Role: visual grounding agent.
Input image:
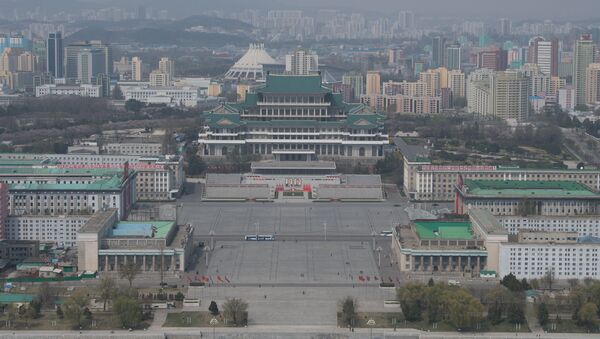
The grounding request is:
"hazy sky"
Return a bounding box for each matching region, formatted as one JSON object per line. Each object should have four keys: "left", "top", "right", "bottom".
{"left": 13, "top": 0, "right": 600, "bottom": 20}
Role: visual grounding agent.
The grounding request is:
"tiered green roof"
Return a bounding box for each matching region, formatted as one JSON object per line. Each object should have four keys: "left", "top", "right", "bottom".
{"left": 255, "top": 74, "right": 331, "bottom": 94}
{"left": 463, "top": 180, "right": 600, "bottom": 198}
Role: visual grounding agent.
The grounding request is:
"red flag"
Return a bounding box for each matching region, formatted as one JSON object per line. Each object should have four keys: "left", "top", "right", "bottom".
{"left": 217, "top": 275, "right": 224, "bottom": 283}
{"left": 358, "top": 275, "right": 365, "bottom": 282}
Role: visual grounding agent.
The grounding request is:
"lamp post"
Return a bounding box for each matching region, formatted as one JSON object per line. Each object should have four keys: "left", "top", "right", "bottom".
{"left": 367, "top": 318, "right": 376, "bottom": 339}
{"left": 323, "top": 221, "right": 327, "bottom": 241}
{"left": 210, "top": 317, "right": 218, "bottom": 339}
{"left": 376, "top": 246, "right": 382, "bottom": 268}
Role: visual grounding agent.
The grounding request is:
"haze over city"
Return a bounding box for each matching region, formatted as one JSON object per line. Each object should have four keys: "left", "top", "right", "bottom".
{"left": 0, "top": 0, "right": 600, "bottom": 338}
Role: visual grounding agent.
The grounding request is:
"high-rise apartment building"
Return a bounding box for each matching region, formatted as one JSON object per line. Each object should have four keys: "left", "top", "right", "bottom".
{"left": 65, "top": 41, "right": 111, "bottom": 80}
{"left": 285, "top": 49, "right": 319, "bottom": 75}
{"left": 431, "top": 36, "right": 446, "bottom": 68}
{"left": 132, "top": 57, "right": 143, "bottom": 81}
{"left": 467, "top": 70, "right": 529, "bottom": 121}
{"left": 534, "top": 39, "right": 559, "bottom": 76}
{"left": 573, "top": 34, "right": 596, "bottom": 105}
{"left": 158, "top": 57, "right": 174, "bottom": 82}
{"left": 446, "top": 43, "right": 461, "bottom": 70}
{"left": 366, "top": 71, "right": 381, "bottom": 95}
{"left": 398, "top": 11, "right": 415, "bottom": 30}
{"left": 498, "top": 18, "right": 512, "bottom": 36}
{"left": 46, "top": 32, "right": 63, "bottom": 78}
{"left": 342, "top": 72, "right": 364, "bottom": 101}
{"left": 76, "top": 49, "right": 105, "bottom": 84}
{"left": 585, "top": 63, "right": 600, "bottom": 106}
{"left": 17, "top": 51, "right": 35, "bottom": 72}
{"left": 477, "top": 49, "right": 508, "bottom": 71}
{"left": 149, "top": 70, "right": 169, "bottom": 87}
{"left": 419, "top": 69, "right": 441, "bottom": 97}
{"left": 491, "top": 71, "right": 530, "bottom": 121}
{"left": 448, "top": 70, "right": 466, "bottom": 98}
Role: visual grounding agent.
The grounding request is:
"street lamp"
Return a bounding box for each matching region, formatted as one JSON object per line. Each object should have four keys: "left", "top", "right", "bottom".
{"left": 323, "top": 221, "right": 327, "bottom": 241}
{"left": 366, "top": 318, "right": 376, "bottom": 339}
{"left": 210, "top": 317, "right": 218, "bottom": 339}
{"left": 376, "top": 246, "right": 383, "bottom": 267}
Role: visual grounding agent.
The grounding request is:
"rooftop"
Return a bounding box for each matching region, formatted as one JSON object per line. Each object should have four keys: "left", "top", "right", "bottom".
{"left": 413, "top": 221, "right": 474, "bottom": 240}
{"left": 9, "top": 174, "right": 127, "bottom": 192}
{"left": 468, "top": 208, "right": 508, "bottom": 236}
{"left": 461, "top": 180, "right": 600, "bottom": 199}
{"left": 0, "top": 167, "right": 124, "bottom": 177}
{"left": 110, "top": 221, "right": 175, "bottom": 239}
{"left": 251, "top": 160, "right": 336, "bottom": 170}
{"left": 255, "top": 74, "right": 330, "bottom": 94}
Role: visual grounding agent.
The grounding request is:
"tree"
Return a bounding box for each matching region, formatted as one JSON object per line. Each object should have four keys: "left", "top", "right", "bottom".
{"left": 5, "top": 304, "right": 17, "bottom": 328}
{"left": 56, "top": 305, "right": 64, "bottom": 319}
{"left": 63, "top": 290, "right": 90, "bottom": 329}
{"left": 175, "top": 291, "right": 185, "bottom": 302}
{"left": 339, "top": 296, "right": 357, "bottom": 328}
{"left": 541, "top": 269, "right": 555, "bottom": 290}
{"left": 397, "top": 283, "right": 426, "bottom": 321}
{"left": 119, "top": 261, "right": 142, "bottom": 288}
{"left": 222, "top": 298, "right": 248, "bottom": 326}
{"left": 125, "top": 99, "right": 144, "bottom": 113}
{"left": 98, "top": 275, "right": 116, "bottom": 311}
{"left": 444, "top": 288, "right": 485, "bottom": 330}
{"left": 28, "top": 299, "right": 41, "bottom": 319}
{"left": 577, "top": 302, "right": 598, "bottom": 329}
{"left": 427, "top": 278, "right": 435, "bottom": 287}
{"left": 112, "top": 84, "right": 124, "bottom": 100}
{"left": 112, "top": 295, "right": 143, "bottom": 329}
{"left": 507, "top": 302, "right": 525, "bottom": 324}
{"left": 574, "top": 104, "right": 589, "bottom": 112}
{"left": 186, "top": 146, "right": 207, "bottom": 176}
{"left": 483, "top": 286, "right": 513, "bottom": 324}
{"left": 37, "top": 281, "right": 56, "bottom": 308}
{"left": 209, "top": 300, "right": 220, "bottom": 316}
{"left": 538, "top": 302, "right": 549, "bottom": 326}
{"left": 501, "top": 274, "right": 527, "bottom": 292}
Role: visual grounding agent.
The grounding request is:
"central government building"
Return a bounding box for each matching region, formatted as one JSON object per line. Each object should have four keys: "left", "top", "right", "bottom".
{"left": 198, "top": 74, "right": 388, "bottom": 161}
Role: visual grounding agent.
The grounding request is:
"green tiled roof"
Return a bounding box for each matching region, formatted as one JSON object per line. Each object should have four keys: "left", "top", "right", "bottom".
{"left": 0, "top": 159, "right": 56, "bottom": 167}
{"left": 413, "top": 221, "right": 474, "bottom": 240}
{"left": 9, "top": 174, "right": 125, "bottom": 192}
{"left": 463, "top": 180, "right": 600, "bottom": 198}
{"left": 255, "top": 74, "right": 330, "bottom": 94}
{"left": 346, "top": 114, "right": 380, "bottom": 128}
{"left": 205, "top": 113, "right": 242, "bottom": 128}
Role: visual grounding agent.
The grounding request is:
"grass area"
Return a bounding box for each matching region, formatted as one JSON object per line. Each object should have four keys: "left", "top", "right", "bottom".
{"left": 338, "top": 313, "right": 530, "bottom": 333}
{"left": 163, "top": 311, "right": 246, "bottom": 328}
{"left": 0, "top": 311, "right": 149, "bottom": 331}
{"left": 543, "top": 319, "right": 600, "bottom": 333}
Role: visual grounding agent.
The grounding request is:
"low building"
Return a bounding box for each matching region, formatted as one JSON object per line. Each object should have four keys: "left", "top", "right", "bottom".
{"left": 122, "top": 86, "right": 198, "bottom": 107}
{"left": 35, "top": 84, "right": 102, "bottom": 98}
{"left": 392, "top": 220, "right": 488, "bottom": 273}
{"left": 5, "top": 215, "right": 90, "bottom": 248}
{"left": 103, "top": 142, "right": 163, "bottom": 156}
{"left": 5, "top": 168, "right": 137, "bottom": 220}
{"left": 0, "top": 153, "right": 184, "bottom": 202}
{"left": 496, "top": 215, "right": 600, "bottom": 237}
{"left": 77, "top": 209, "right": 194, "bottom": 273}
{"left": 0, "top": 240, "right": 39, "bottom": 261}
{"left": 455, "top": 179, "right": 600, "bottom": 216}
{"left": 398, "top": 147, "right": 600, "bottom": 201}
{"left": 499, "top": 232, "right": 600, "bottom": 280}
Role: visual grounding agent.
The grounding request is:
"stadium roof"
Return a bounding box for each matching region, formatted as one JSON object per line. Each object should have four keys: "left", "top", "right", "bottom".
{"left": 224, "top": 43, "right": 277, "bottom": 80}
{"left": 461, "top": 180, "right": 600, "bottom": 199}
{"left": 413, "top": 221, "right": 474, "bottom": 240}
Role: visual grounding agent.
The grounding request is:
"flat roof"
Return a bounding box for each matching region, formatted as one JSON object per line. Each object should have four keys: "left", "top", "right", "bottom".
{"left": 111, "top": 221, "right": 174, "bottom": 239}
{"left": 462, "top": 180, "right": 600, "bottom": 199}
{"left": 0, "top": 167, "right": 123, "bottom": 177}
{"left": 78, "top": 209, "right": 118, "bottom": 233}
{"left": 468, "top": 208, "right": 508, "bottom": 236}
{"left": 9, "top": 174, "right": 126, "bottom": 191}
{"left": 251, "top": 160, "right": 336, "bottom": 170}
{"left": 413, "top": 221, "right": 474, "bottom": 240}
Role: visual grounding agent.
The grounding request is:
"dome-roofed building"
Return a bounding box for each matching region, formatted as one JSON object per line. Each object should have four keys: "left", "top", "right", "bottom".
{"left": 224, "top": 43, "right": 278, "bottom": 80}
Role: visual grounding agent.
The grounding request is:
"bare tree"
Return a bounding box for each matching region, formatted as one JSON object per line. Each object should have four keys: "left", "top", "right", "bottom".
{"left": 98, "top": 275, "right": 116, "bottom": 311}
{"left": 119, "top": 261, "right": 142, "bottom": 288}
{"left": 223, "top": 298, "right": 248, "bottom": 326}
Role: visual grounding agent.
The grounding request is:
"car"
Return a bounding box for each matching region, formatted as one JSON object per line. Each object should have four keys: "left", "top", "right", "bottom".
{"left": 379, "top": 231, "right": 393, "bottom": 237}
